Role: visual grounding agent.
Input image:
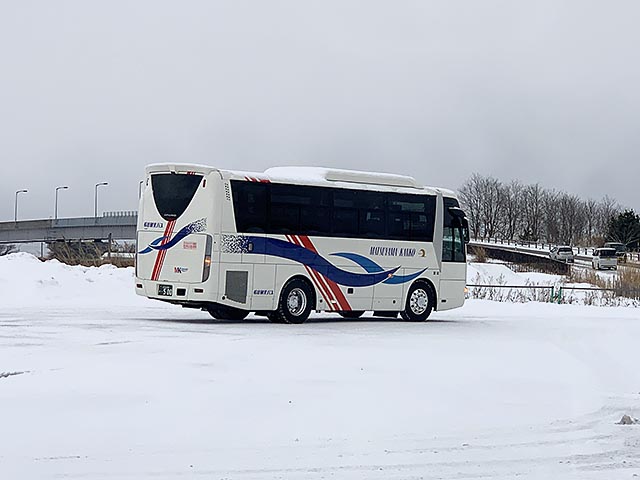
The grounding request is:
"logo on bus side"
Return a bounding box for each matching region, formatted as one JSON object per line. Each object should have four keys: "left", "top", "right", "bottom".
{"left": 183, "top": 241, "right": 197, "bottom": 250}
{"left": 144, "top": 221, "right": 164, "bottom": 229}
{"left": 174, "top": 266, "right": 189, "bottom": 274}
{"left": 253, "top": 289, "right": 274, "bottom": 296}
{"left": 369, "top": 246, "right": 417, "bottom": 257}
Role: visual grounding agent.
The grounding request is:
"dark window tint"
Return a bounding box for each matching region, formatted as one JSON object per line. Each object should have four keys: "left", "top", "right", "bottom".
{"left": 442, "top": 226, "right": 466, "bottom": 262}
{"left": 230, "top": 181, "right": 436, "bottom": 241}
{"left": 270, "top": 203, "right": 300, "bottom": 233}
{"left": 333, "top": 208, "right": 358, "bottom": 236}
{"left": 387, "top": 194, "right": 435, "bottom": 240}
{"left": 231, "top": 181, "right": 268, "bottom": 232}
{"left": 152, "top": 173, "right": 203, "bottom": 221}
{"left": 360, "top": 209, "right": 386, "bottom": 238}
{"left": 443, "top": 197, "right": 460, "bottom": 229}
{"left": 301, "top": 205, "right": 331, "bottom": 235}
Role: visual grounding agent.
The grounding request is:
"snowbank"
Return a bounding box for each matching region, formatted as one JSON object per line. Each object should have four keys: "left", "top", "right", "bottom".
{"left": 467, "top": 262, "right": 562, "bottom": 286}
{"left": 0, "top": 253, "right": 147, "bottom": 308}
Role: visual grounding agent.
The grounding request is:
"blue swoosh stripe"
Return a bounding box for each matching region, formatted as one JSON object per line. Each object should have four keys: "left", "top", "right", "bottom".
{"left": 331, "top": 252, "right": 383, "bottom": 273}
{"left": 138, "top": 236, "right": 168, "bottom": 255}
{"left": 247, "top": 237, "right": 398, "bottom": 287}
{"left": 138, "top": 219, "right": 207, "bottom": 255}
{"left": 331, "top": 251, "right": 428, "bottom": 285}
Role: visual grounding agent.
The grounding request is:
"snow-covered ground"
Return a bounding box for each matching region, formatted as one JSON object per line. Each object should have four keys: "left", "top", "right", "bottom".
{"left": 2, "top": 254, "right": 639, "bottom": 479}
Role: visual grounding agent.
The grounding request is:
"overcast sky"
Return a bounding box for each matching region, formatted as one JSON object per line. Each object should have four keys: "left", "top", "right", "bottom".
{"left": 1, "top": 0, "right": 639, "bottom": 221}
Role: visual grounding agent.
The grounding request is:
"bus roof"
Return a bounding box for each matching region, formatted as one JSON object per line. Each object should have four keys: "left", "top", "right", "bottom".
{"left": 145, "top": 163, "right": 454, "bottom": 197}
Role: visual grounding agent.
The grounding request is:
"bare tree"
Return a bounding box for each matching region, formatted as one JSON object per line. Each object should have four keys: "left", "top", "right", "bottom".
{"left": 520, "top": 183, "right": 544, "bottom": 242}
{"left": 478, "top": 176, "right": 503, "bottom": 239}
{"left": 500, "top": 180, "right": 524, "bottom": 241}
{"left": 458, "top": 173, "right": 484, "bottom": 239}
{"left": 458, "top": 174, "right": 624, "bottom": 247}
{"left": 595, "top": 196, "right": 620, "bottom": 243}
{"left": 584, "top": 198, "right": 599, "bottom": 245}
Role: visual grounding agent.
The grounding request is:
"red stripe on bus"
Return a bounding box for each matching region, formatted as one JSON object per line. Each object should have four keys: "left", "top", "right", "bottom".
{"left": 151, "top": 220, "right": 175, "bottom": 281}
{"left": 292, "top": 234, "right": 338, "bottom": 310}
{"left": 287, "top": 235, "right": 336, "bottom": 311}
{"left": 298, "top": 235, "right": 351, "bottom": 311}
{"left": 293, "top": 235, "right": 343, "bottom": 311}
{"left": 157, "top": 220, "right": 176, "bottom": 280}
{"left": 151, "top": 221, "right": 172, "bottom": 280}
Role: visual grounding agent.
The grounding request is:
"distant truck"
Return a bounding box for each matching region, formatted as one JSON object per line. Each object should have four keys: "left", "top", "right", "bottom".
{"left": 603, "top": 242, "right": 627, "bottom": 263}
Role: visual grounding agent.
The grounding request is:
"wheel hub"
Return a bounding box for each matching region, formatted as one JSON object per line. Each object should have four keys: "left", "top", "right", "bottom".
{"left": 410, "top": 289, "right": 428, "bottom": 315}
{"left": 287, "top": 288, "right": 307, "bottom": 316}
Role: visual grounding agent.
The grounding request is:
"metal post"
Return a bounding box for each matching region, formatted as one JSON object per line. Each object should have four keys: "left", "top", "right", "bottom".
{"left": 55, "top": 186, "right": 69, "bottom": 220}
{"left": 15, "top": 189, "right": 28, "bottom": 222}
{"left": 94, "top": 182, "right": 108, "bottom": 218}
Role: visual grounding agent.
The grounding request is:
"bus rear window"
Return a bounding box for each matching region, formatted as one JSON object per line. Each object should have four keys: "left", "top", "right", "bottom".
{"left": 152, "top": 173, "right": 202, "bottom": 221}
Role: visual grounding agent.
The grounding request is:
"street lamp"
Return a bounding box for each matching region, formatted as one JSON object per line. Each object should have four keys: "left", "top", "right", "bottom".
{"left": 14, "top": 189, "right": 28, "bottom": 222}
{"left": 55, "top": 186, "right": 69, "bottom": 220}
{"left": 94, "top": 182, "right": 109, "bottom": 217}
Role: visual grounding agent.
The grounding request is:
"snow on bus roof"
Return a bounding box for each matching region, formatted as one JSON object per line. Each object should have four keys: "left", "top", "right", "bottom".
{"left": 145, "top": 163, "right": 219, "bottom": 175}
{"left": 144, "top": 163, "right": 457, "bottom": 196}
{"left": 262, "top": 167, "right": 458, "bottom": 196}
{"left": 264, "top": 166, "right": 419, "bottom": 188}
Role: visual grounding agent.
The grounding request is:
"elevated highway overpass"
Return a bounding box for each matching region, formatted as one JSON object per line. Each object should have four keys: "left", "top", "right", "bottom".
{"left": 0, "top": 212, "right": 137, "bottom": 244}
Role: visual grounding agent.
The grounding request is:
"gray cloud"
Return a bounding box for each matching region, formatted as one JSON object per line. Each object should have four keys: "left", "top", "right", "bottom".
{"left": 1, "top": 0, "right": 639, "bottom": 220}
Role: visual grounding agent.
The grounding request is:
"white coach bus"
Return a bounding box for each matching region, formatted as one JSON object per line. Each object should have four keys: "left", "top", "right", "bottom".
{"left": 135, "top": 164, "right": 469, "bottom": 323}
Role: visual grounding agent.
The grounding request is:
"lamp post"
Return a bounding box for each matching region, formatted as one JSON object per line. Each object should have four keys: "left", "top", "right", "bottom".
{"left": 14, "top": 189, "right": 28, "bottom": 222}
{"left": 55, "top": 186, "right": 69, "bottom": 220}
{"left": 94, "top": 182, "right": 109, "bottom": 218}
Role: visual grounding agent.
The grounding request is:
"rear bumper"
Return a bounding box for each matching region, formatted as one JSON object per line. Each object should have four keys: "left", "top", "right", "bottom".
{"left": 135, "top": 279, "right": 211, "bottom": 303}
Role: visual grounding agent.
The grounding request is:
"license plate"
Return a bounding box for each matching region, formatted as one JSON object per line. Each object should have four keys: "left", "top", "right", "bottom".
{"left": 158, "top": 284, "right": 173, "bottom": 296}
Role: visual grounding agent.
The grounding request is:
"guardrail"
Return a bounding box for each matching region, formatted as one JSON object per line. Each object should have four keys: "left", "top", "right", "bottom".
{"left": 471, "top": 237, "right": 640, "bottom": 263}
{"left": 467, "top": 283, "right": 640, "bottom": 303}
{"left": 467, "top": 243, "right": 570, "bottom": 275}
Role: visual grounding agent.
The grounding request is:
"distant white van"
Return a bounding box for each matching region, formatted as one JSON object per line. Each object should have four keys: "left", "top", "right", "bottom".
{"left": 592, "top": 248, "right": 617, "bottom": 270}
{"left": 549, "top": 246, "right": 575, "bottom": 263}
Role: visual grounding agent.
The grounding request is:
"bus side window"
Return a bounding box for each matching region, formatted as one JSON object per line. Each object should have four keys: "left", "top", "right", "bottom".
{"left": 443, "top": 197, "right": 466, "bottom": 263}
{"left": 231, "top": 181, "right": 268, "bottom": 233}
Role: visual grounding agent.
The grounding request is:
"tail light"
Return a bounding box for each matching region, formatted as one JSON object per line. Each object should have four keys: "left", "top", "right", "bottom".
{"left": 202, "top": 235, "right": 213, "bottom": 282}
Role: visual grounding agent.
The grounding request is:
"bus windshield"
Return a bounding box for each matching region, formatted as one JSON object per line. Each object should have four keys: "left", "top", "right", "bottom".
{"left": 152, "top": 173, "right": 202, "bottom": 221}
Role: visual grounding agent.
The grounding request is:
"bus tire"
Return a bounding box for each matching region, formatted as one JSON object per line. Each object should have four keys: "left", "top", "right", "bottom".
{"left": 338, "top": 311, "right": 365, "bottom": 319}
{"left": 401, "top": 281, "right": 435, "bottom": 322}
{"left": 207, "top": 304, "right": 249, "bottom": 321}
{"left": 270, "top": 278, "right": 314, "bottom": 324}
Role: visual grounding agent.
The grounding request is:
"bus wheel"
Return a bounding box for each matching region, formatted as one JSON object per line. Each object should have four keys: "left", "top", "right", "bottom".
{"left": 338, "top": 311, "right": 365, "bottom": 319}
{"left": 271, "top": 278, "right": 314, "bottom": 324}
{"left": 401, "top": 282, "right": 435, "bottom": 322}
{"left": 207, "top": 304, "right": 249, "bottom": 321}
